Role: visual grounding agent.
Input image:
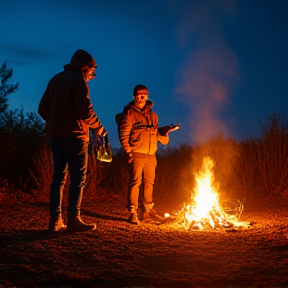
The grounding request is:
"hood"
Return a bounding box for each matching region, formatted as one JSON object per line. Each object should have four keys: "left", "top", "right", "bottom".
{"left": 64, "top": 49, "right": 96, "bottom": 71}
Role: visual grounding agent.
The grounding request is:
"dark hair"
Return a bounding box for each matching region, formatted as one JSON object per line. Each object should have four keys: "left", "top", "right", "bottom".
{"left": 133, "top": 84, "right": 148, "bottom": 96}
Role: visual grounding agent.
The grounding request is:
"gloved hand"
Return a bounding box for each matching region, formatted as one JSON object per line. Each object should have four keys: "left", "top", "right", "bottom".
{"left": 158, "top": 124, "right": 180, "bottom": 136}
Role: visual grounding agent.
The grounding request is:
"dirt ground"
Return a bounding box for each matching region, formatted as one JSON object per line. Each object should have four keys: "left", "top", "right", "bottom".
{"left": 1, "top": 190, "right": 288, "bottom": 288}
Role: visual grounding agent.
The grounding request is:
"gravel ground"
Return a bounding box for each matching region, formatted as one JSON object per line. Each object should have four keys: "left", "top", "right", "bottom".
{"left": 1, "top": 191, "right": 288, "bottom": 288}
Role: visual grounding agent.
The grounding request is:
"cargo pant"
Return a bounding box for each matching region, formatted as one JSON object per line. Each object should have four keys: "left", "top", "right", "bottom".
{"left": 127, "top": 153, "right": 157, "bottom": 213}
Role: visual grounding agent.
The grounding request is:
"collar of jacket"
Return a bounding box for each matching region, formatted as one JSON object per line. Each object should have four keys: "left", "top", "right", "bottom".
{"left": 127, "top": 99, "right": 154, "bottom": 113}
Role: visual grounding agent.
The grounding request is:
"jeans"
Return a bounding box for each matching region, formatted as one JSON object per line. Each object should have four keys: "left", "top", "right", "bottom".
{"left": 50, "top": 138, "right": 88, "bottom": 217}
{"left": 127, "top": 154, "right": 157, "bottom": 212}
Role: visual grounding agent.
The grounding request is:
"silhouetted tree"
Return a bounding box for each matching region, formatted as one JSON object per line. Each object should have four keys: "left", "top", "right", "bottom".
{"left": 0, "top": 61, "right": 19, "bottom": 114}
{"left": 0, "top": 61, "right": 46, "bottom": 191}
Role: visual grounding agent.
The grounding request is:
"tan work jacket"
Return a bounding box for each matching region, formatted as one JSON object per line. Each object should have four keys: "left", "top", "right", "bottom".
{"left": 119, "top": 100, "right": 169, "bottom": 155}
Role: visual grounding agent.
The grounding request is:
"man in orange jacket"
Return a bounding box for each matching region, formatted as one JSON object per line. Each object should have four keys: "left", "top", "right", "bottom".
{"left": 118, "top": 84, "right": 169, "bottom": 224}
{"left": 38, "top": 49, "right": 106, "bottom": 232}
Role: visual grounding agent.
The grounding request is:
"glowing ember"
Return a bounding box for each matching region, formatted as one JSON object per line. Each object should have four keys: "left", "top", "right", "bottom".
{"left": 178, "top": 156, "right": 243, "bottom": 230}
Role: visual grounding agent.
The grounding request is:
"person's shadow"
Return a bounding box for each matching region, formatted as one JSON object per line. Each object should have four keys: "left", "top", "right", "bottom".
{"left": 82, "top": 209, "right": 129, "bottom": 223}
{"left": 0, "top": 211, "right": 129, "bottom": 245}
{"left": 0, "top": 228, "right": 77, "bottom": 245}
{"left": 0, "top": 211, "right": 130, "bottom": 244}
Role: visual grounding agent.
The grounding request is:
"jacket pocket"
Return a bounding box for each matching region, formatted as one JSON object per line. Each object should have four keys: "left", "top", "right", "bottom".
{"left": 131, "top": 131, "right": 142, "bottom": 145}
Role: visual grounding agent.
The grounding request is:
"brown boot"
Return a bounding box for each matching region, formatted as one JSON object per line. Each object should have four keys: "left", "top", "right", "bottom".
{"left": 66, "top": 215, "right": 96, "bottom": 232}
{"left": 142, "top": 211, "right": 152, "bottom": 222}
{"left": 149, "top": 209, "right": 164, "bottom": 220}
{"left": 142, "top": 209, "right": 163, "bottom": 222}
{"left": 48, "top": 214, "right": 66, "bottom": 232}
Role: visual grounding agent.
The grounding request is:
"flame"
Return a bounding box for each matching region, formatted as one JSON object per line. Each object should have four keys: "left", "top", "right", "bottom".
{"left": 180, "top": 156, "right": 241, "bottom": 230}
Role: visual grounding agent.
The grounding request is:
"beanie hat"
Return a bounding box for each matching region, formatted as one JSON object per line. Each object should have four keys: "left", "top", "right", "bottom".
{"left": 133, "top": 84, "right": 148, "bottom": 96}
{"left": 69, "top": 49, "right": 96, "bottom": 71}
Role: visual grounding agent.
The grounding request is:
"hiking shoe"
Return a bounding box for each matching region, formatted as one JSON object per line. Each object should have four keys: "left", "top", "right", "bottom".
{"left": 128, "top": 213, "right": 138, "bottom": 225}
{"left": 142, "top": 211, "right": 153, "bottom": 222}
{"left": 66, "top": 216, "right": 96, "bottom": 232}
{"left": 48, "top": 214, "right": 66, "bottom": 232}
{"left": 149, "top": 209, "right": 164, "bottom": 219}
{"left": 143, "top": 209, "right": 164, "bottom": 221}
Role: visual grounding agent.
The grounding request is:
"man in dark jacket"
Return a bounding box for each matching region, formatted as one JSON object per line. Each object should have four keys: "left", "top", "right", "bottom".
{"left": 38, "top": 49, "right": 106, "bottom": 232}
{"left": 118, "top": 84, "right": 169, "bottom": 224}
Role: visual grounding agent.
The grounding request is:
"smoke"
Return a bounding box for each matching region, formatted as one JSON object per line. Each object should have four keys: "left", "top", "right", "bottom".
{"left": 172, "top": 0, "right": 239, "bottom": 144}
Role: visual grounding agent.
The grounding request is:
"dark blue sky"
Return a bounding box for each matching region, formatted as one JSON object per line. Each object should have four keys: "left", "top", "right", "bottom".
{"left": 1, "top": 0, "right": 287, "bottom": 149}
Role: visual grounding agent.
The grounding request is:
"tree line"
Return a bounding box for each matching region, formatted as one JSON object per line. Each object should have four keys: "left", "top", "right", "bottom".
{"left": 0, "top": 61, "right": 287, "bottom": 206}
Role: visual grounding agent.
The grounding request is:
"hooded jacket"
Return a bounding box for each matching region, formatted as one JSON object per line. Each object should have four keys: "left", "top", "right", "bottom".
{"left": 119, "top": 100, "right": 169, "bottom": 155}
{"left": 38, "top": 49, "right": 103, "bottom": 143}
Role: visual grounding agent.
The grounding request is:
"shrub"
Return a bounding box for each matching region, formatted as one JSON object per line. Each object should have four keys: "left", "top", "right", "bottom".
{"left": 241, "top": 112, "right": 288, "bottom": 196}
{"left": 0, "top": 177, "right": 33, "bottom": 206}
{"left": 0, "top": 109, "right": 46, "bottom": 190}
{"left": 155, "top": 144, "right": 194, "bottom": 204}
{"left": 85, "top": 154, "right": 105, "bottom": 197}
{"left": 29, "top": 144, "right": 53, "bottom": 202}
{"left": 98, "top": 152, "right": 129, "bottom": 195}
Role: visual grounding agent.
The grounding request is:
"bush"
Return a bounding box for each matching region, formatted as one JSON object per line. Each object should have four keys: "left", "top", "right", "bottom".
{"left": 239, "top": 112, "right": 288, "bottom": 196}
{"left": 3, "top": 109, "right": 288, "bottom": 203}
{"left": 155, "top": 144, "right": 194, "bottom": 204}
{"left": 0, "top": 108, "right": 46, "bottom": 190}
{"left": 97, "top": 151, "right": 129, "bottom": 195}
{"left": 29, "top": 144, "right": 53, "bottom": 202}
{"left": 85, "top": 154, "right": 105, "bottom": 197}
{"left": 0, "top": 178, "right": 33, "bottom": 206}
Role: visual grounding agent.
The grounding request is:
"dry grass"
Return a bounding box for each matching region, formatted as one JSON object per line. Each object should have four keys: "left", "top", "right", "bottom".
{"left": 1, "top": 188, "right": 288, "bottom": 288}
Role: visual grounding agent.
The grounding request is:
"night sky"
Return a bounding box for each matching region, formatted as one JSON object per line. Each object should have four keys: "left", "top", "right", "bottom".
{"left": 1, "top": 0, "right": 287, "bottom": 149}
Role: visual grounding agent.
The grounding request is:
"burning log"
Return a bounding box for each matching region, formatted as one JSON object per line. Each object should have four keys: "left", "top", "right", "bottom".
{"left": 174, "top": 157, "right": 246, "bottom": 231}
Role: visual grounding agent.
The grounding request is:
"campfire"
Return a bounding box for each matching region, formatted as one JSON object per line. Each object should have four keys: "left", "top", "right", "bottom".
{"left": 176, "top": 156, "right": 244, "bottom": 230}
